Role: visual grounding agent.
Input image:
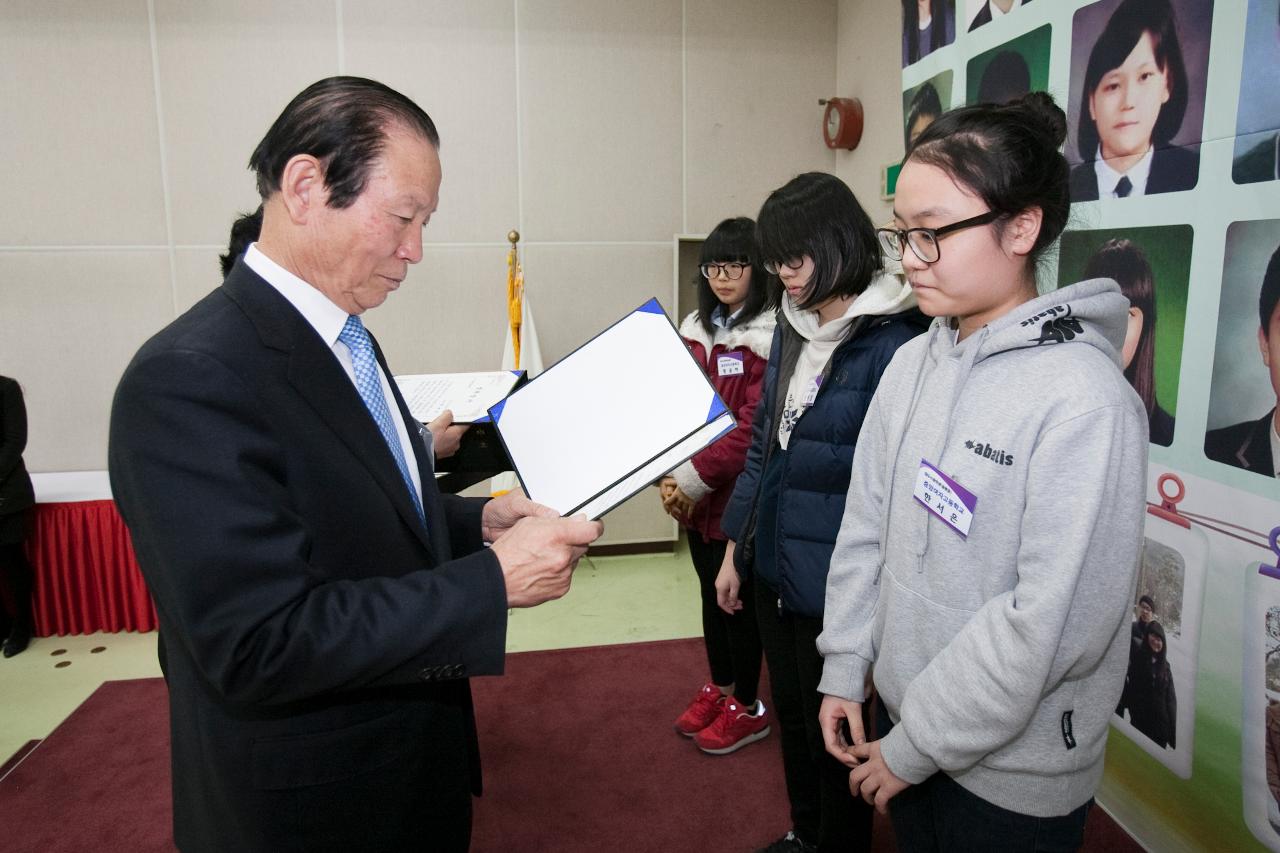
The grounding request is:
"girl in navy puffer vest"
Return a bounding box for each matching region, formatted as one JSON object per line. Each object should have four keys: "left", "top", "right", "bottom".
{"left": 716, "top": 174, "right": 925, "bottom": 853}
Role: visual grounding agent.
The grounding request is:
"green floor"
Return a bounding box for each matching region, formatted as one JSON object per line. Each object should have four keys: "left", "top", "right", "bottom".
{"left": 0, "top": 543, "right": 702, "bottom": 766}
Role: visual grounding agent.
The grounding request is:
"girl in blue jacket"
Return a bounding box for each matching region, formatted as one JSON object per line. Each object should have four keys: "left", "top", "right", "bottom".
{"left": 716, "top": 173, "right": 924, "bottom": 853}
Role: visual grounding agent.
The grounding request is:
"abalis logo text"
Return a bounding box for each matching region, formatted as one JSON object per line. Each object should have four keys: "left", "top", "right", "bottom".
{"left": 964, "top": 439, "right": 1014, "bottom": 466}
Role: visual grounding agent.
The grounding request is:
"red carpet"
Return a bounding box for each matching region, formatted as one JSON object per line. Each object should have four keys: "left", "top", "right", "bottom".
{"left": 1, "top": 638, "right": 1140, "bottom": 852}
{"left": 470, "top": 638, "right": 795, "bottom": 852}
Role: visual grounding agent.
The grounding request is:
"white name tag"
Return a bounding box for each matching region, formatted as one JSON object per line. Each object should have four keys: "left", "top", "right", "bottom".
{"left": 717, "top": 354, "right": 745, "bottom": 376}
{"left": 913, "top": 459, "right": 978, "bottom": 538}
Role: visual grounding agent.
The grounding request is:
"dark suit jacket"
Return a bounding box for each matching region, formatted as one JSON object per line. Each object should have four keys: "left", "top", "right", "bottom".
{"left": 0, "top": 376, "right": 35, "bottom": 521}
{"left": 968, "top": 0, "right": 1031, "bottom": 32}
{"left": 109, "top": 262, "right": 508, "bottom": 853}
{"left": 1068, "top": 144, "right": 1200, "bottom": 201}
{"left": 1233, "top": 133, "right": 1279, "bottom": 185}
{"left": 1204, "top": 409, "right": 1275, "bottom": 477}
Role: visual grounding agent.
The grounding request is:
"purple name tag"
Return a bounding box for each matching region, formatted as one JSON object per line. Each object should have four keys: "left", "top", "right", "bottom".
{"left": 913, "top": 459, "right": 978, "bottom": 537}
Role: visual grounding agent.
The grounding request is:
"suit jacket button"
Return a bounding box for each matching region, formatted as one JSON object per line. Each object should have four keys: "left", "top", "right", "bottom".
{"left": 451, "top": 664, "right": 465, "bottom": 677}
{"left": 418, "top": 667, "right": 434, "bottom": 682}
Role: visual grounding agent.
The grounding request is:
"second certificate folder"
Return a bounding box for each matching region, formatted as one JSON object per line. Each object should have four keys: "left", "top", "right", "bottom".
{"left": 489, "top": 298, "right": 736, "bottom": 519}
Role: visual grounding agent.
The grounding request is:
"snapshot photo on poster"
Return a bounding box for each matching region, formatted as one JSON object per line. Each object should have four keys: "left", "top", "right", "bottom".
{"left": 1207, "top": 219, "right": 1280, "bottom": 483}
{"left": 902, "top": 0, "right": 958, "bottom": 67}
{"left": 1232, "top": 0, "right": 1280, "bottom": 184}
{"left": 902, "top": 71, "right": 953, "bottom": 150}
{"left": 965, "top": 0, "right": 1034, "bottom": 33}
{"left": 1066, "top": 0, "right": 1213, "bottom": 202}
{"left": 966, "top": 25, "right": 1051, "bottom": 105}
{"left": 1058, "top": 225, "right": 1190, "bottom": 446}
{"left": 1242, "top": 558, "right": 1280, "bottom": 850}
{"left": 1109, "top": 476, "right": 1206, "bottom": 779}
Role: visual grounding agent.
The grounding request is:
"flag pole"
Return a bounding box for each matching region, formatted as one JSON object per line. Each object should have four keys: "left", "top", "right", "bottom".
{"left": 506, "top": 229, "right": 523, "bottom": 371}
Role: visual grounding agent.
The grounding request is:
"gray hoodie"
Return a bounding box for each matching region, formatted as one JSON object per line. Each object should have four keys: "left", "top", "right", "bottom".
{"left": 817, "top": 278, "right": 1148, "bottom": 817}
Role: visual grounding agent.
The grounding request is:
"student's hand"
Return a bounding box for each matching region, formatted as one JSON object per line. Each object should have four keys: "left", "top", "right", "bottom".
{"left": 663, "top": 485, "right": 695, "bottom": 519}
{"left": 658, "top": 476, "right": 677, "bottom": 504}
{"left": 715, "top": 545, "right": 742, "bottom": 614}
{"left": 848, "top": 739, "right": 911, "bottom": 814}
{"left": 819, "top": 694, "right": 865, "bottom": 768}
{"left": 427, "top": 410, "right": 469, "bottom": 460}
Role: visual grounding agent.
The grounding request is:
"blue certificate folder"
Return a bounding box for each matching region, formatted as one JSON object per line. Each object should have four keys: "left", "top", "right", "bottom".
{"left": 489, "top": 298, "right": 736, "bottom": 519}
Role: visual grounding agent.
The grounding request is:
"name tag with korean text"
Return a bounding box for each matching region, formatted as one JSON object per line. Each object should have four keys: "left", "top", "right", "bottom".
{"left": 717, "top": 353, "right": 745, "bottom": 377}
{"left": 803, "top": 375, "right": 823, "bottom": 407}
{"left": 913, "top": 459, "right": 977, "bottom": 538}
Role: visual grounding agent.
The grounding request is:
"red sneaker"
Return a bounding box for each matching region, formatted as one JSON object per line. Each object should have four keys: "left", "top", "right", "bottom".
{"left": 694, "top": 698, "right": 771, "bottom": 754}
{"left": 674, "top": 683, "right": 727, "bottom": 736}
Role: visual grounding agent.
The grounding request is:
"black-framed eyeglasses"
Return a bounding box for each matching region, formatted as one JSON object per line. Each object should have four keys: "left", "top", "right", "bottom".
{"left": 763, "top": 258, "right": 805, "bottom": 275}
{"left": 700, "top": 262, "right": 749, "bottom": 280}
{"left": 877, "top": 210, "right": 1000, "bottom": 264}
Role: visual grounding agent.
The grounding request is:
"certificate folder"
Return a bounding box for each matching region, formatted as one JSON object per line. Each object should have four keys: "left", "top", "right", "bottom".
{"left": 489, "top": 298, "right": 736, "bottom": 519}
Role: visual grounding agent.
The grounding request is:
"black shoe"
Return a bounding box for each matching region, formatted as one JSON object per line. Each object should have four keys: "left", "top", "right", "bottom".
{"left": 755, "top": 831, "right": 817, "bottom": 853}
{"left": 3, "top": 626, "right": 30, "bottom": 658}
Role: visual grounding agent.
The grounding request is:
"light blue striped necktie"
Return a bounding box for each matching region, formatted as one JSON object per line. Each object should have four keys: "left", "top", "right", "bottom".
{"left": 338, "top": 315, "right": 427, "bottom": 527}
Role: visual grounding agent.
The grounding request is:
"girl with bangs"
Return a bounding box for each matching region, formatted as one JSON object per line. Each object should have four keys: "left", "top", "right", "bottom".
{"left": 664, "top": 217, "right": 775, "bottom": 756}
{"left": 717, "top": 174, "right": 925, "bottom": 853}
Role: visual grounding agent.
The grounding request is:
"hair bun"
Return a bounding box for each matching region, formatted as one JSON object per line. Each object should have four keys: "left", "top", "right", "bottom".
{"left": 1012, "top": 91, "right": 1067, "bottom": 149}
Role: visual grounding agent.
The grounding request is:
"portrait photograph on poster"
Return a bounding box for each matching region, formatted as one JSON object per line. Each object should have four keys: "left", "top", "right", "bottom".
{"left": 902, "top": 71, "right": 953, "bottom": 150}
{"left": 965, "top": 24, "right": 1051, "bottom": 105}
{"left": 1242, "top": 566, "right": 1280, "bottom": 850}
{"left": 1207, "top": 219, "right": 1280, "bottom": 483}
{"left": 1109, "top": 483, "right": 1206, "bottom": 779}
{"left": 1065, "top": 0, "right": 1213, "bottom": 202}
{"left": 964, "top": 0, "right": 1034, "bottom": 33}
{"left": 902, "top": 0, "right": 958, "bottom": 67}
{"left": 1232, "top": 0, "right": 1280, "bottom": 184}
{"left": 1058, "top": 225, "right": 1191, "bottom": 447}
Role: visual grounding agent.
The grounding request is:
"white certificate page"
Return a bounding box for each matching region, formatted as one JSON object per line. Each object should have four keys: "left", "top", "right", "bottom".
{"left": 492, "top": 301, "right": 732, "bottom": 518}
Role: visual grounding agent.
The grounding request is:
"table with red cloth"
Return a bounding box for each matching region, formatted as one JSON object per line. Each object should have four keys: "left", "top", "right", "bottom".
{"left": 23, "top": 499, "right": 157, "bottom": 636}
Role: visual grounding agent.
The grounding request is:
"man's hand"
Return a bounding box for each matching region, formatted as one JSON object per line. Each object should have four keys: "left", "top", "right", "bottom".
{"left": 819, "top": 694, "right": 865, "bottom": 768}
{"left": 489, "top": 514, "right": 603, "bottom": 608}
{"left": 848, "top": 739, "right": 911, "bottom": 814}
{"left": 481, "top": 491, "right": 559, "bottom": 543}
{"left": 426, "top": 410, "right": 468, "bottom": 460}
{"left": 715, "top": 542, "right": 742, "bottom": 614}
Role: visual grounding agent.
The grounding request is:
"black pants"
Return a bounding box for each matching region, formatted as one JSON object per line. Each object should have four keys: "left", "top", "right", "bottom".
{"left": 0, "top": 540, "right": 34, "bottom": 637}
{"left": 755, "top": 577, "right": 873, "bottom": 852}
{"left": 687, "top": 532, "right": 763, "bottom": 706}
{"left": 877, "top": 701, "right": 1090, "bottom": 853}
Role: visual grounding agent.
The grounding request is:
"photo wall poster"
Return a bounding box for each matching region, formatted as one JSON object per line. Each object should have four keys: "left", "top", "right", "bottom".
{"left": 897, "top": 0, "right": 1280, "bottom": 849}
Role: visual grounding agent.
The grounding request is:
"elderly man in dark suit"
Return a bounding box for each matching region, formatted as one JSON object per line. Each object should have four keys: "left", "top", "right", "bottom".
{"left": 108, "top": 76, "right": 602, "bottom": 853}
{"left": 1205, "top": 244, "right": 1280, "bottom": 479}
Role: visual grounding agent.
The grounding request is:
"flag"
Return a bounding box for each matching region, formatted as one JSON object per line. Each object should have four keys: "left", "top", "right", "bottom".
{"left": 493, "top": 240, "right": 543, "bottom": 495}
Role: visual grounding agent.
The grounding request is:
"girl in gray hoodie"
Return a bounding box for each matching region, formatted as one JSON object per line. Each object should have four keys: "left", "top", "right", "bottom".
{"left": 815, "top": 92, "right": 1148, "bottom": 851}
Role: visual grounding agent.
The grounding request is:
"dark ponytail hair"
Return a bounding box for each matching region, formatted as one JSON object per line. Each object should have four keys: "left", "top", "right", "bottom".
{"left": 219, "top": 205, "right": 264, "bottom": 276}
{"left": 1084, "top": 239, "right": 1157, "bottom": 415}
{"left": 905, "top": 91, "right": 1069, "bottom": 265}
{"left": 695, "top": 217, "right": 768, "bottom": 334}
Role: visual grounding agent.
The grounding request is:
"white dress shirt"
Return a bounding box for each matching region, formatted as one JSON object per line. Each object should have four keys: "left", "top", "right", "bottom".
{"left": 1094, "top": 145, "right": 1155, "bottom": 198}
{"left": 243, "top": 243, "right": 425, "bottom": 503}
